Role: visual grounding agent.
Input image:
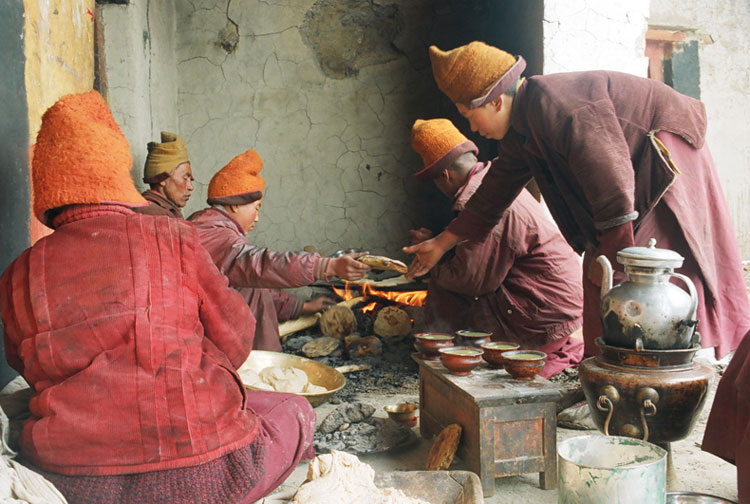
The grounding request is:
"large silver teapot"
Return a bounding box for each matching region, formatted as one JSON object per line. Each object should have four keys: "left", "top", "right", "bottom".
{"left": 597, "top": 238, "right": 699, "bottom": 350}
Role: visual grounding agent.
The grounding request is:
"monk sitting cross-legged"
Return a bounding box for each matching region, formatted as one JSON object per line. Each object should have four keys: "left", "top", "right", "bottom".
{"left": 409, "top": 118, "right": 584, "bottom": 378}
{"left": 188, "top": 149, "right": 371, "bottom": 351}
{"left": 0, "top": 91, "right": 315, "bottom": 504}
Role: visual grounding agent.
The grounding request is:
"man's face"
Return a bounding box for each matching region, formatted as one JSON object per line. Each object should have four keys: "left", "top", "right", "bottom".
{"left": 456, "top": 100, "right": 510, "bottom": 140}
{"left": 233, "top": 199, "right": 262, "bottom": 234}
{"left": 161, "top": 162, "right": 194, "bottom": 208}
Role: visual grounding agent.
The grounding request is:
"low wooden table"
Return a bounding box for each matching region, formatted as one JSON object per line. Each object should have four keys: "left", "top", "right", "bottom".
{"left": 415, "top": 355, "right": 563, "bottom": 497}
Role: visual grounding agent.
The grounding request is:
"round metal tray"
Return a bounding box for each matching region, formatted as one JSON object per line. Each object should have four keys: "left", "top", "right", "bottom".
{"left": 667, "top": 492, "right": 737, "bottom": 503}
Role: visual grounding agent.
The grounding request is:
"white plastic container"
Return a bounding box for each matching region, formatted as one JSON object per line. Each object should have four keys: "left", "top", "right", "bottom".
{"left": 558, "top": 434, "right": 667, "bottom": 504}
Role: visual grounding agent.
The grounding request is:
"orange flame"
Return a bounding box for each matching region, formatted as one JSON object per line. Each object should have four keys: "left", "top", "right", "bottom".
{"left": 332, "top": 282, "right": 426, "bottom": 307}
{"left": 361, "top": 301, "right": 378, "bottom": 314}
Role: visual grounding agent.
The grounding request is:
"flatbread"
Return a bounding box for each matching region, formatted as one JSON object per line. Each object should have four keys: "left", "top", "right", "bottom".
{"left": 357, "top": 255, "right": 408, "bottom": 274}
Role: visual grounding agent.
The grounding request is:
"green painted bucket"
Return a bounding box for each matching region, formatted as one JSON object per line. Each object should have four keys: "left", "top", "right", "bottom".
{"left": 558, "top": 435, "right": 667, "bottom": 504}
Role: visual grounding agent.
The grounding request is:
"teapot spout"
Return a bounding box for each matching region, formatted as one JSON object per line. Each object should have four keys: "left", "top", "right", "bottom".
{"left": 597, "top": 255, "right": 613, "bottom": 299}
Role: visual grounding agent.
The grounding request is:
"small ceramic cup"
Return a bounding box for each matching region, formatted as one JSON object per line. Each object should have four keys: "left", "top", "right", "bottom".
{"left": 480, "top": 341, "right": 521, "bottom": 369}
{"left": 501, "top": 350, "right": 547, "bottom": 380}
{"left": 384, "top": 402, "right": 419, "bottom": 428}
{"left": 455, "top": 329, "right": 493, "bottom": 349}
{"left": 439, "top": 346, "right": 484, "bottom": 376}
{"left": 414, "top": 332, "right": 455, "bottom": 360}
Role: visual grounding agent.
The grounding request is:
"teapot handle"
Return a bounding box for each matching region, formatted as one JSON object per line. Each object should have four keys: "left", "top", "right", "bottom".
{"left": 670, "top": 272, "right": 698, "bottom": 322}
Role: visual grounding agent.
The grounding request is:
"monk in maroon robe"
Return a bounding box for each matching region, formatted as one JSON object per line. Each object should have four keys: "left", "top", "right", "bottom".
{"left": 404, "top": 41, "right": 750, "bottom": 362}
{"left": 410, "top": 119, "right": 583, "bottom": 377}
{"left": 134, "top": 131, "right": 194, "bottom": 218}
{"left": 188, "top": 149, "right": 370, "bottom": 351}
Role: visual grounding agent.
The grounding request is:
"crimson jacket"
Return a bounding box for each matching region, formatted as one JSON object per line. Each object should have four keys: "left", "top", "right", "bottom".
{"left": 134, "top": 189, "right": 184, "bottom": 218}
{"left": 0, "top": 205, "right": 257, "bottom": 475}
{"left": 449, "top": 71, "right": 706, "bottom": 254}
{"left": 188, "top": 207, "right": 331, "bottom": 351}
{"left": 426, "top": 163, "right": 583, "bottom": 348}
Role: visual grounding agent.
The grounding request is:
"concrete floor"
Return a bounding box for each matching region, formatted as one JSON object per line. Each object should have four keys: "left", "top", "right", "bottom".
{"left": 261, "top": 354, "right": 738, "bottom": 503}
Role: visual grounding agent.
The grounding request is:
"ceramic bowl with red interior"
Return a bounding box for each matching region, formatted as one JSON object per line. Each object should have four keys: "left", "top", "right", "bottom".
{"left": 439, "top": 346, "right": 484, "bottom": 376}
{"left": 480, "top": 341, "right": 521, "bottom": 369}
{"left": 501, "top": 350, "right": 547, "bottom": 380}
{"left": 414, "top": 332, "right": 455, "bottom": 360}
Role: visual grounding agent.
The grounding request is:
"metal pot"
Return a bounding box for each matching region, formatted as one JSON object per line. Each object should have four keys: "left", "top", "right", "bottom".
{"left": 558, "top": 434, "right": 667, "bottom": 504}
{"left": 579, "top": 340, "right": 712, "bottom": 443}
{"left": 598, "top": 238, "right": 699, "bottom": 350}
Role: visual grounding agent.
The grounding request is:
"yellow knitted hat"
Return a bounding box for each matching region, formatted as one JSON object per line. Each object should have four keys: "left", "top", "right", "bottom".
{"left": 143, "top": 131, "right": 189, "bottom": 183}
{"left": 32, "top": 90, "right": 146, "bottom": 226}
{"left": 429, "top": 42, "right": 525, "bottom": 108}
{"left": 411, "top": 119, "right": 478, "bottom": 182}
{"left": 207, "top": 149, "right": 265, "bottom": 205}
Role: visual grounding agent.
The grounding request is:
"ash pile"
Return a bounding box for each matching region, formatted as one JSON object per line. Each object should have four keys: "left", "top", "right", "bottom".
{"left": 281, "top": 298, "right": 423, "bottom": 401}
{"left": 313, "top": 402, "right": 416, "bottom": 454}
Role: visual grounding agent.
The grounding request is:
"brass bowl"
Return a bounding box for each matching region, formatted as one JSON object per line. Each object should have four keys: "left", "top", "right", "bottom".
{"left": 238, "top": 351, "right": 346, "bottom": 407}
{"left": 439, "top": 346, "right": 484, "bottom": 376}
{"left": 502, "top": 350, "right": 546, "bottom": 380}
{"left": 414, "top": 332, "right": 455, "bottom": 360}
{"left": 480, "top": 341, "right": 521, "bottom": 368}
{"left": 384, "top": 402, "right": 419, "bottom": 427}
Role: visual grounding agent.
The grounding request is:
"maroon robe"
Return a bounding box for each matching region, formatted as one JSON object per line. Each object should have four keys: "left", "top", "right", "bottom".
{"left": 188, "top": 207, "right": 330, "bottom": 351}
{"left": 133, "top": 189, "right": 184, "bottom": 218}
{"left": 426, "top": 163, "right": 584, "bottom": 378}
{"left": 703, "top": 330, "right": 750, "bottom": 502}
{"left": 448, "top": 71, "right": 750, "bottom": 359}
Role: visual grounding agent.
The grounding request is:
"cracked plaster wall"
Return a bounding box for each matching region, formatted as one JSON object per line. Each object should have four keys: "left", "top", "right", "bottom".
{"left": 173, "top": 0, "right": 446, "bottom": 258}
{"left": 650, "top": 0, "right": 750, "bottom": 257}
{"left": 543, "top": 0, "right": 650, "bottom": 76}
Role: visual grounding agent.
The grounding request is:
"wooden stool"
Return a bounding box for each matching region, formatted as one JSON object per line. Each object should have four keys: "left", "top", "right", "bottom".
{"left": 415, "top": 355, "right": 562, "bottom": 496}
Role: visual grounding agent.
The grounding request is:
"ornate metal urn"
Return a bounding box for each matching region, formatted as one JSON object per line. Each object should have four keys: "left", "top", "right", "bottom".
{"left": 579, "top": 239, "right": 712, "bottom": 447}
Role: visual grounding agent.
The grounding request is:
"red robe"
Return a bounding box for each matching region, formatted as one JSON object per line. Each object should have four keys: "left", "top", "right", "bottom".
{"left": 188, "top": 207, "right": 330, "bottom": 351}
{"left": 0, "top": 204, "right": 315, "bottom": 501}
{"left": 426, "top": 163, "right": 584, "bottom": 377}
{"left": 448, "top": 71, "right": 750, "bottom": 359}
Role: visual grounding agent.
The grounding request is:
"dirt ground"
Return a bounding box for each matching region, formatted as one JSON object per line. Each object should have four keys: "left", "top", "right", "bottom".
{"left": 262, "top": 353, "right": 738, "bottom": 503}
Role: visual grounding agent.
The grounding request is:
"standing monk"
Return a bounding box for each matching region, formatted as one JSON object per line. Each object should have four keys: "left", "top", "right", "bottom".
{"left": 0, "top": 91, "right": 315, "bottom": 503}
{"left": 405, "top": 41, "right": 750, "bottom": 359}
{"left": 134, "top": 131, "right": 194, "bottom": 218}
{"left": 410, "top": 118, "right": 583, "bottom": 378}
{"left": 188, "top": 149, "right": 371, "bottom": 351}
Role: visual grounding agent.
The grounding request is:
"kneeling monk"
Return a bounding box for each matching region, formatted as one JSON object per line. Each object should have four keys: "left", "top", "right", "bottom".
{"left": 410, "top": 118, "right": 584, "bottom": 378}
{"left": 188, "top": 149, "right": 370, "bottom": 351}
{"left": 0, "top": 91, "right": 315, "bottom": 504}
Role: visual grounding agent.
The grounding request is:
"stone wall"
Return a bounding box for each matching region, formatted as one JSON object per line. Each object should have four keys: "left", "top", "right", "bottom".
{"left": 650, "top": 0, "right": 750, "bottom": 257}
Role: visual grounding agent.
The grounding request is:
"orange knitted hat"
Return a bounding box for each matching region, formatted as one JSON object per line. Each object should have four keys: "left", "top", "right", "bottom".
{"left": 429, "top": 42, "right": 526, "bottom": 109}
{"left": 32, "top": 90, "right": 146, "bottom": 225}
{"left": 411, "top": 119, "right": 478, "bottom": 182}
{"left": 207, "top": 149, "right": 265, "bottom": 205}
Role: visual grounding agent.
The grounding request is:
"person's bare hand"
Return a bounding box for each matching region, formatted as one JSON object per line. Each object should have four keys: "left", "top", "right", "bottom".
{"left": 402, "top": 231, "right": 460, "bottom": 279}
{"left": 408, "top": 227, "right": 434, "bottom": 245}
{"left": 327, "top": 252, "right": 370, "bottom": 281}
{"left": 302, "top": 296, "right": 336, "bottom": 315}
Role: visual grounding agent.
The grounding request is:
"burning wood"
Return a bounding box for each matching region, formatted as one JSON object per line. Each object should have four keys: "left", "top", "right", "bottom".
{"left": 332, "top": 282, "right": 426, "bottom": 307}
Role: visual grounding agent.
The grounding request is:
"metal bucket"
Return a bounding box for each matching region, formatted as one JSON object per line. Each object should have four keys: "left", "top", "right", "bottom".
{"left": 558, "top": 434, "right": 667, "bottom": 504}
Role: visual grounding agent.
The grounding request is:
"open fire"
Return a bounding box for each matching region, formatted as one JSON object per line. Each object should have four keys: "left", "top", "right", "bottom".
{"left": 332, "top": 282, "right": 427, "bottom": 307}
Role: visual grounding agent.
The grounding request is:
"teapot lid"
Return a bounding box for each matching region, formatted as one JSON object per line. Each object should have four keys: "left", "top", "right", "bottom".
{"left": 617, "top": 238, "right": 684, "bottom": 268}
